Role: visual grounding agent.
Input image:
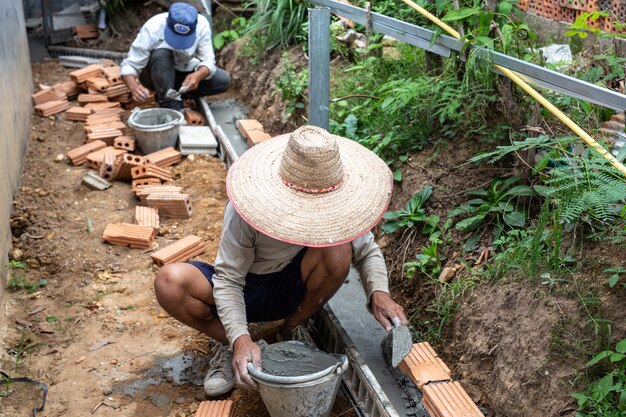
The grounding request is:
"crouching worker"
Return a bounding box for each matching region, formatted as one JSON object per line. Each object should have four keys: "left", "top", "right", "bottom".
{"left": 120, "top": 2, "right": 230, "bottom": 110}
{"left": 154, "top": 125, "right": 408, "bottom": 397}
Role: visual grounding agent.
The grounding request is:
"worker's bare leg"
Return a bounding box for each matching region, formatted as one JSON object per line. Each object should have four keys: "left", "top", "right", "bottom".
{"left": 281, "top": 244, "right": 352, "bottom": 331}
{"left": 154, "top": 263, "right": 228, "bottom": 344}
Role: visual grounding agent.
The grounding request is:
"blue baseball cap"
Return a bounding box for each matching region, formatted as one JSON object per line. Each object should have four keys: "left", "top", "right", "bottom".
{"left": 164, "top": 2, "right": 198, "bottom": 50}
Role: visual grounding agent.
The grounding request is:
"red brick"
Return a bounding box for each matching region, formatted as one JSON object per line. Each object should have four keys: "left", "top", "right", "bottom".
{"left": 135, "top": 206, "right": 160, "bottom": 230}
{"left": 73, "top": 24, "right": 98, "bottom": 39}
{"left": 131, "top": 178, "right": 162, "bottom": 192}
{"left": 144, "top": 147, "right": 182, "bottom": 168}
{"left": 151, "top": 235, "right": 206, "bottom": 266}
{"left": 86, "top": 147, "right": 126, "bottom": 170}
{"left": 32, "top": 87, "right": 65, "bottom": 106}
{"left": 86, "top": 128, "right": 124, "bottom": 145}
{"left": 85, "top": 121, "right": 127, "bottom": 133}
{"left": 131, "top": 164, "right": 172, "bottom": 182}
{"left": 135, "top": 185, "right": 182, "bottom": 203}
{"left": 183, "top": 108, "right": 206, "bottom": 126}
{"left": 85, "top": 77, "right": 111, "bottom": 93}
{"left": 103, "top": 223, "right": 156, "bottom": 249}
{"left": 70, "top": 64, "right": 104, "bottom": 83}
{"left": 101, "top": 66, "right": 122, "bottom": 86}
{"left": 98, "top": 148, "right": 118, "bottom": 181}
{"left": 194, "top": 400, "right": 234, "bottom": 417}
{"left": 66, "top": 140, "right": 107, "bottom": 165}
{"left": 113, "top": 136, "right": 136, "bottom": 152}
{"left": 105, "top": 83, "right": 130, "bottom": 98}
{"left": 146, "top": 193, "right": 192, "bottom": 218}
{"left": 78, "top": 93, "right": 108, "bottom": 104}
{"left": 57, "top": 80, "right": 81, "bottom": 98}
{"left": 422, "top": 381, "right": 482, "bottom": 417}
{"left": 114, "top": 153, "right": 146, "bottom": 180}
{"left": 66, "top": 106, "right": 92, "bottom": 122}
{"left": 34, "top": 100, "right": 70, "bottom": 117}
{"left": 84, "top": 102, "right": 121, "bottom": 110}
{"left": 236, "top": 119, "right": 272, "bottom": 147}
{"left": 399, "top": 343, "right": 451, "bottom": 389}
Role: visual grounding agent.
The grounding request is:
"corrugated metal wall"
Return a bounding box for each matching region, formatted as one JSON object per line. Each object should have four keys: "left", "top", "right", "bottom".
{"left": 0, "top": 0, "right": 32, "bottom": 296}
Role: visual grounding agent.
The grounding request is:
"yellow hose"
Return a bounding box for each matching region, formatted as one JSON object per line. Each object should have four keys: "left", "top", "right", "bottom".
{"left": 401, "top": 0, "right": 626, "bottom": 177}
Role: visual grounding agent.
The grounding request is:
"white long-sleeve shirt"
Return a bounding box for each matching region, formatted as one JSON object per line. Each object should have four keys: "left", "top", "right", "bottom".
{"left": 120, "top": 12, "right": 216, "bottom": 77}
{"left": 212, "top": 203, "right": 390, "bottom": 347}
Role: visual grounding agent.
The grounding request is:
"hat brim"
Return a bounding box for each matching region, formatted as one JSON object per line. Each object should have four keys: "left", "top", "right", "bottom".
{"left": 226, "top": 133, "right": 393, "bottom": 247}
{"left": 164, "top": 24, "right": 196, "bottom": 50}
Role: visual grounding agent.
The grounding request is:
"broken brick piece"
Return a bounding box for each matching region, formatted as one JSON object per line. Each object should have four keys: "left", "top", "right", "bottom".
{"left": 131, "top": 178, "right": 162, "bottom": 192}
{"left": 99, "top": 148, "right": 118, "bottom": 181}
{"left": 70, "top": 64, "right": 104, "bottom": 83}
{"left": 399, "top": 342, "right": 451, "bottom": 389}
{"left": 113, "top": 136, "right": 136, "bottom": 152}
{"left": 183, "top": 108, "right": 206, "bottom": 126}
{"left": 144, "top": 147, "right": 182, "bottom": 168}
{"left": 135, "top": 206, "right": 160, "bottom": 230}
{"left": 131, "top": 164, "right": 172, "bottom": 182}
{"left": 236, "top": 119, "right": 272, "bottom": 147}
{"left": 103, "top": 223, "right": 156, "bottom": 249}
{"left": 151, "top": 235, "right": 206, "bottom": 266}
{"left": 66, "top": 140, "right": 107, "bottom": 165}
{"left": 86, "top": 147, "right": 126, "bottom": 170}
{"left": 422, "top": 382, "right": 483, "bottom": 417}
{"left": 146, "top": 193, "right": 192, "bottom": 219}
{"left": 194, "top": 400, "right": 234, "bottom": 417}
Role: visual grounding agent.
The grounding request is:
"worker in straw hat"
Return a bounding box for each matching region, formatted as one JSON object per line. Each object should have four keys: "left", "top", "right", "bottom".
{"left": 120, "top": 2, "right": 230, "bottom": 110}
{"left": 154, "top": 125, "right": 409, "bottom": 397}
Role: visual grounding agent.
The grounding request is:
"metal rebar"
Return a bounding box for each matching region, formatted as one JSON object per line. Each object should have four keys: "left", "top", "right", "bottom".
{"left": 308, "top": 7, "right": 331, "bottom": 130}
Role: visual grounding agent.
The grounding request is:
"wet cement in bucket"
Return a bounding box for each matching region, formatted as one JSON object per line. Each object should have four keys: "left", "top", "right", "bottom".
{"left": 135, "top": 111, "right": 177, "bottom": 126}
{"left": 260, "top": 341, "right": 340, "bottom": 377}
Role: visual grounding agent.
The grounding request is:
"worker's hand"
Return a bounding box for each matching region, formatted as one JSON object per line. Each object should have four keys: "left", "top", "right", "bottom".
{"left": 232, "top": 335, "right": 261, "bottom": 390}
{"left": 130, "top": 82, "right": 150, "bottom": 103}
{"left": 181, "top": 71, "right": 203, "bottom": 92}
{"left": 370, "top": 291, "right": 408, "bottom": 332}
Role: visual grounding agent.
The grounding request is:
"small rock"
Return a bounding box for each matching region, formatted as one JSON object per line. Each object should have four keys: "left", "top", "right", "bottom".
{"left": 26, "top": 258, "right": 40, "bottom": 269}
{"left": 54, "top": 153, "right": 65, "bottom": 163}
{"left": 11, "top": 248, "right": 24, "bottom": 260}
{"left": 194, "top": 393, "right": 205, "bottom": 402}
{"left": 187, "top": 154, "right": 195, "bottom": 162}
{"left": 75, "top": 356, "right": 86, "bottom": 364}
{"left": 102, "top": 389, "right": 113, "bottom": 396}
{"left": 110, "top": 359, "right": 118, "bottom": 365}
{"left": 37, "top": 189, "right": 48, "bottom": 197}
{"left": 174, "top": 397, "right": 185, "bottom": 404}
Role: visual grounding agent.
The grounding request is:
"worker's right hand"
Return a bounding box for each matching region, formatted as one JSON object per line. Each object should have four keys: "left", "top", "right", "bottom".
{"left": 232, "top": 335, "right": 261, "bottom": 390}
{"left": 130, "top": 83, "right": 150, "bottom": 103}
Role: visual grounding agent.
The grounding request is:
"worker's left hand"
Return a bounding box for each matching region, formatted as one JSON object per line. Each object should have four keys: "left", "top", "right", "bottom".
{"left": 370, "top": 291, "right": 408, "bottom": 332}
{"left": 181, "top": 71, "right": 203, "bottom": 92}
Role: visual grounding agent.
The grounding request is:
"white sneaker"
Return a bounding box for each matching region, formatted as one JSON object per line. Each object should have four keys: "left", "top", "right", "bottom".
{"left": 203, "top": 343, "right": 235, "bottom": 397}
{"left": 276, "top": 323, "right": 316, "bottom": 346}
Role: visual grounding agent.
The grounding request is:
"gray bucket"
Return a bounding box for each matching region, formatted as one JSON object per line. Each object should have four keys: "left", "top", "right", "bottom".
{"left": 248, "top": 341, "right": 349, "bottom": 417}
{"left": 127, "top": 108, "right": 185, "bottom": 154}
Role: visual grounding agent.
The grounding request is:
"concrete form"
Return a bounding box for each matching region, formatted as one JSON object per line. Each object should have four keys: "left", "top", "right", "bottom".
{"left": 179, "top": 126, "right": 218, "bottom": 155}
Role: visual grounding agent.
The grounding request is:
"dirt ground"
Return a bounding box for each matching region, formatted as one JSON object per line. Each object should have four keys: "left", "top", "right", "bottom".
{"left": 0, "top": 59, "right": 356, "bottom": 417}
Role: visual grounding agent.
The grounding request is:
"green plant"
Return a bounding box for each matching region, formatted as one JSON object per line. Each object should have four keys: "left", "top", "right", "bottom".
{"left": 448, "top": 176, "right": 533, "bottom": 241}
{"left": 405, "top": 230, "right": 445, "bottom": 279}
{"left": 572, "top": 338, "right": 626, "bottom": 416}
{"left": 604, "top": 266, "right": 626, "bottom": 289}
{"left": 213, "top": 17, "right": 247, "bottom": 50}
{"left": 3, "top": 261, "right": 46, "bottom": 294}
{"left": 565, "top": 11, "right": 609, "bottom": 39}
{"left": 244, "top": 0, "right": 308, "bottom": 51}
{"left": 274, "top": 52, "right": 308, "bottom": 120}
{"left": 381, "top": 186, "right": 436, "bottom": 233}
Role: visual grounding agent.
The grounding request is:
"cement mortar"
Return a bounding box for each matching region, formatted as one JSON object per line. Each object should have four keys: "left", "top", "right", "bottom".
{"left": 260, "top": 341, "right": 341, "bottom": 377}
{"left": 134, "top": 111, "right": 177, "bottom": 126}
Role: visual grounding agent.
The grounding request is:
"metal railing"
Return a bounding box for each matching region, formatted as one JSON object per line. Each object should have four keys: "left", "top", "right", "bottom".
{"left": 307, "top": 0, "right": 626, "bottom": 128}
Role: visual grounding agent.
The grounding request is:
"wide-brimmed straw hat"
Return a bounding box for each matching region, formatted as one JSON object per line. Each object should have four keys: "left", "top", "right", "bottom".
{"left": 226, "top": 125, "right": 393, "bottom": 247}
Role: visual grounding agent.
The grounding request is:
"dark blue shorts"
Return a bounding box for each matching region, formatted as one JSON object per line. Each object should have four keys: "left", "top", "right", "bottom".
{"left": 187, "top": 248, "right": 307, "bottom": 323}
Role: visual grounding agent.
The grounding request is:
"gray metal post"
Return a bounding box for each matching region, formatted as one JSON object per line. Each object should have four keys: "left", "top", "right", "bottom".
{"left": 308, "top": 8, "right": 331, "bottom": 130}
{"left": 41, "top": 0, "right": 53, "bottom": 45}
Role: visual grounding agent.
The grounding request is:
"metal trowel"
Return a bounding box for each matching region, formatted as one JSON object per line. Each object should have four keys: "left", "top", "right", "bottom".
{"left": 381, "top": 324, "right": 413, "bottom": 367}
{"left": 164, "top": 85, "right": 190, "bottom": 101}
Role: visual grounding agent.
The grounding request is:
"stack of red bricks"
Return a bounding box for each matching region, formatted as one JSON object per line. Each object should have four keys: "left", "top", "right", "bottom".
{"left": 73, "top": 24, "right": 99, "bottom": 40}
{"left": 522, "top": 0, "right": 625, "bottom": 33}
{"left": 399, "top": 342, "right": 484, "bottom": 417}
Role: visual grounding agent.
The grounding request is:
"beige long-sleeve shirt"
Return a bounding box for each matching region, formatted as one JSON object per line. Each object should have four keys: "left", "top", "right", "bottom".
{"left": 213, "top": 202, "right": 390, "bottom": 347}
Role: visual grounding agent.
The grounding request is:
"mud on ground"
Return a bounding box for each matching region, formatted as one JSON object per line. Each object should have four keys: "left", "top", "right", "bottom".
{"left": 0, "top": 59, "right": 356, "bottom": 417}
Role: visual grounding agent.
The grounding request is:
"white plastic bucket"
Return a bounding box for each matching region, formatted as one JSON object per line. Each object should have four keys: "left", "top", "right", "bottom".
{"left": 127, "top": 108, "right": 184, "bottom": 154}
{"left": 248, "top": 342, "right": 349, "bottom": 417}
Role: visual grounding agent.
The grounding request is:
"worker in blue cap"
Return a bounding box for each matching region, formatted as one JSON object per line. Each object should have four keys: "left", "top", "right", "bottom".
{"left": 121, "top": 2, "right": 230, "bottom": 109}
